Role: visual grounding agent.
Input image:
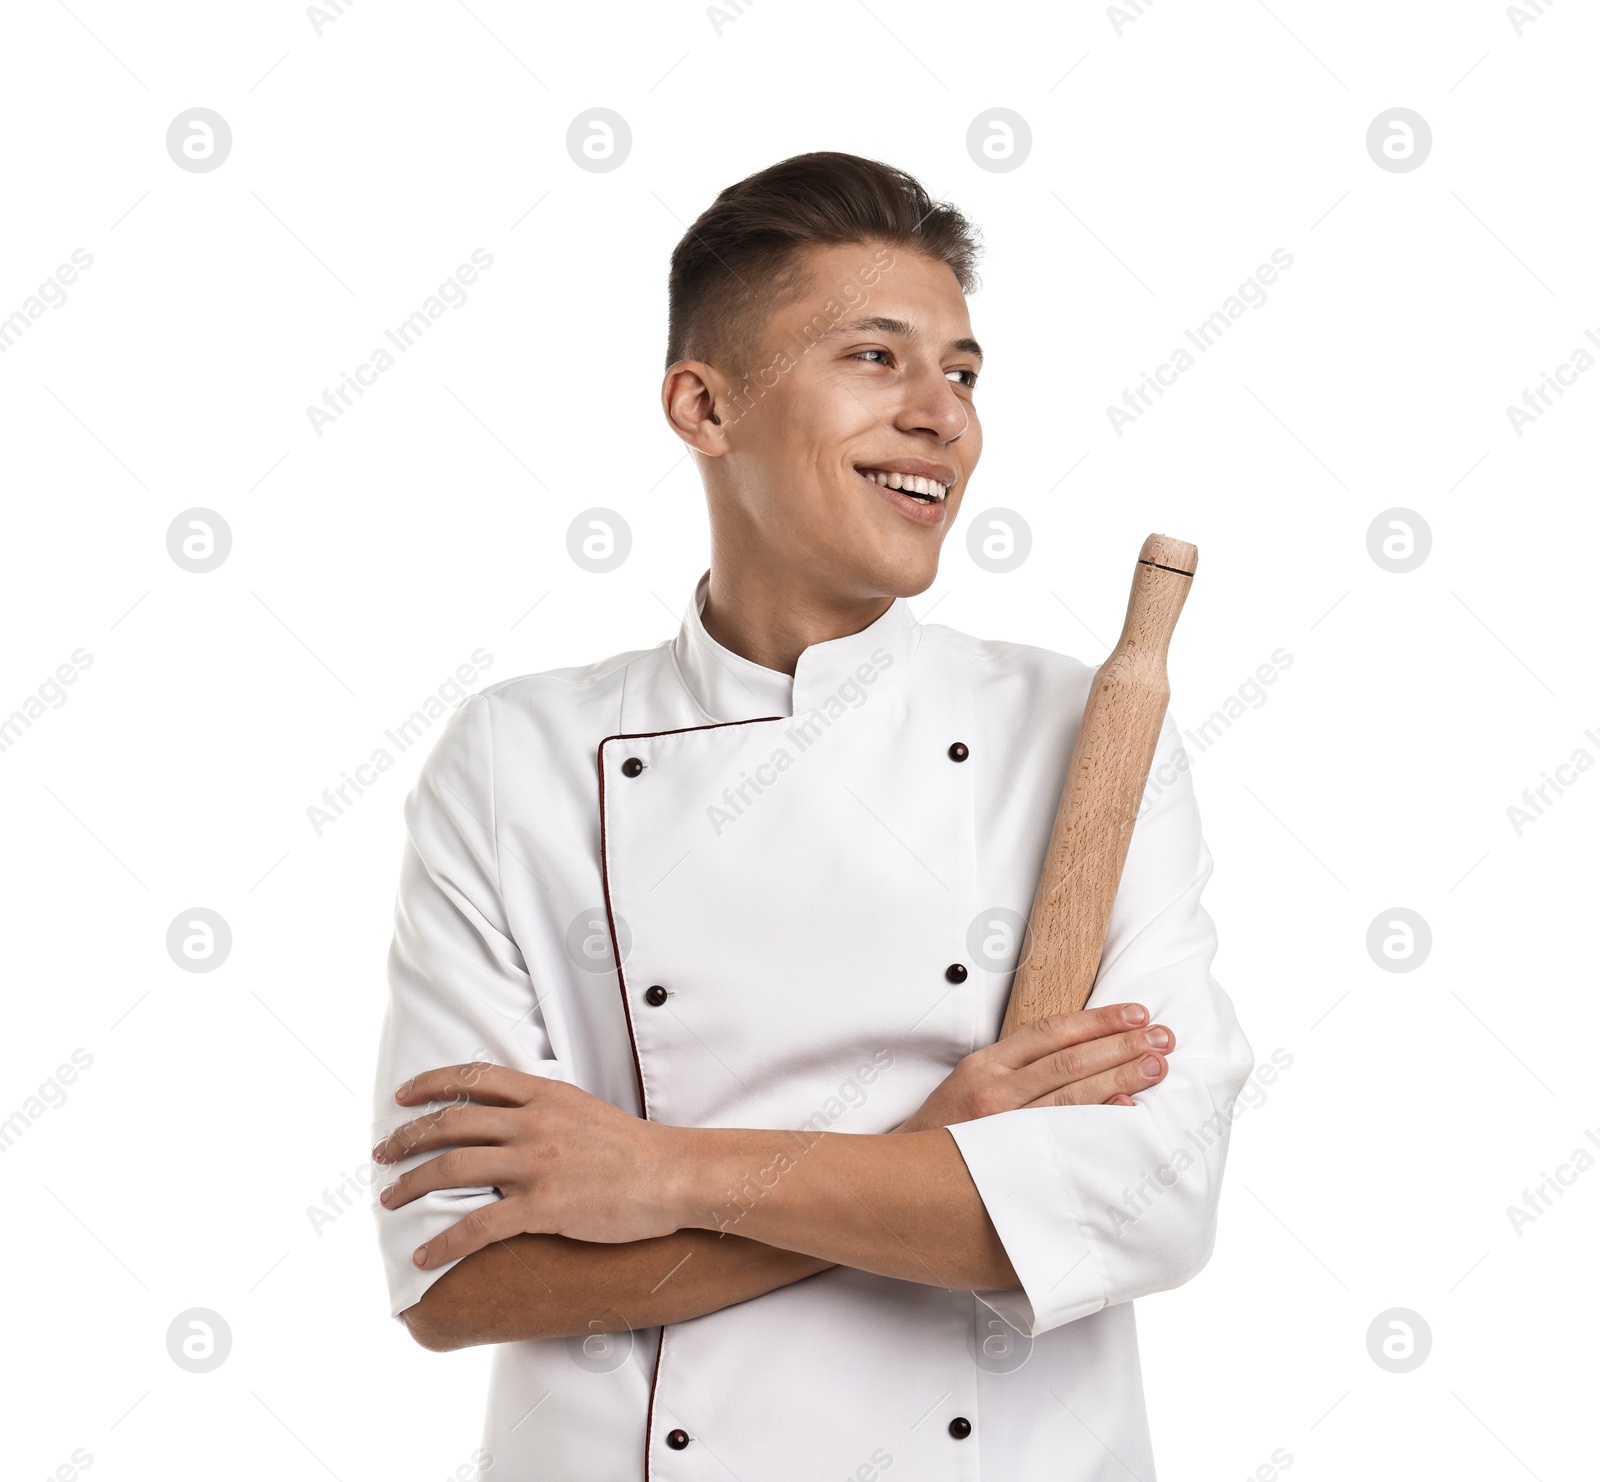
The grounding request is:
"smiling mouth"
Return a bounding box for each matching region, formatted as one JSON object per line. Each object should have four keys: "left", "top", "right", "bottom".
{"left": 853, "top": 466, "right": 951, "bottom": 503}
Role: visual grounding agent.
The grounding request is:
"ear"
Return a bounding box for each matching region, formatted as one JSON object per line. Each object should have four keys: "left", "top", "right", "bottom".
{"left": 662, "top": 361, "right": 728, "bottom": 455}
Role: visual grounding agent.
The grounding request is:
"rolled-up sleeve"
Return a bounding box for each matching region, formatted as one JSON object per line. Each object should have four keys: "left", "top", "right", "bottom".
{"left": 370, "top": 691, "right": 563, "bottom": 1322}
{"left": 946, "top": 713, "right": 1253, "bottom": 1336}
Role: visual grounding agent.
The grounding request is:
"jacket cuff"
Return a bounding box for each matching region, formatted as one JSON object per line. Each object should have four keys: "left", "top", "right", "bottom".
{"left": 375, "top": 1181, "right": 503, "bottom": 1322}
{"left": 945, "top": 1107, "right": 1108, "bottom": 1336}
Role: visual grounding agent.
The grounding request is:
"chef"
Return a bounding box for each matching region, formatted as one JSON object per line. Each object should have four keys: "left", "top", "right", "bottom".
{"left": 370, "top": 150, "right": 1253, "bottom": 1480}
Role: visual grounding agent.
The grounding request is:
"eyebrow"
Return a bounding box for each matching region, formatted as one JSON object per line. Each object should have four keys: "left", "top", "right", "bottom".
{"left": 828, "top": 315, "right": 984, "bottom": 364}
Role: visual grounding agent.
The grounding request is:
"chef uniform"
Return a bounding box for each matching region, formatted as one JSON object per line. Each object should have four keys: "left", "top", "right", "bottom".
{"left": 371, "top": 569, "right": 1253, "bottom": 1481}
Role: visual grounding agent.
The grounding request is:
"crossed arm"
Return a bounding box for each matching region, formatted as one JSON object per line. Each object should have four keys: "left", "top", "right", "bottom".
{"left": 379, "top": 1003, "right": 1174, "bottom": 1351}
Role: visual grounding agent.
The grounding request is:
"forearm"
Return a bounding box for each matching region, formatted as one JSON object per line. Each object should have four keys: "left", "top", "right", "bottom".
{"left": 669, "top": 1125, "right": 1018, "bottom": 1290}
{"left": 385, "top": 1024, "right": 1170, "bottom": 1330}
{"left": 401, "top": 1228, "right": 832, "bottom": 1351}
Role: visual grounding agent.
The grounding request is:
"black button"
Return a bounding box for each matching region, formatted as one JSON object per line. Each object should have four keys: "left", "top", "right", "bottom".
{"left": 645, "top": 985, "right": 668, "bottom": 1006}
{"left": 945, "top": 963, "right": 968, "bottom": 983}
{"left": 948, "top": 742, "right": 969, "bottom": 762}
{"left": 621, "top": 756, "right": 645, "bottom": 777}
{"left": 948, "top": 1416, "right": 972, "bottom": 1439}
{"left": 666, "top": 1428, "right": 690, "bottom": 1450}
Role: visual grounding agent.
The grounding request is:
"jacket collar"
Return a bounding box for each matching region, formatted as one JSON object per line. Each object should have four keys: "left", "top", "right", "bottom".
{"left": 672, "top": 569, "right": 921, "bottom": 724}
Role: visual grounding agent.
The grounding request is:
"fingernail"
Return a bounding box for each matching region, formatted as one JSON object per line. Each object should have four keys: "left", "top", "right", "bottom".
{"left": 395, "top": 1078, "right": 413, "bottom": 1100}
{"left": 1121, "top": 1005, "right": 1147, "bottom": 1025}
{"left": 379, "top": 1183, "right": 394, "bottom": 1204}
{"left": 413, "top": 1246, "right": 428, "bottom": 1267}
{"left": 371, "top": 1144, "right": 385, "bottom": 1162}
{"left": 1146, "top": 1028, "right": 1172, "bottom": 1050}
{"left": 1140, "top": 1055, "right": 1163, "bottom": 1076}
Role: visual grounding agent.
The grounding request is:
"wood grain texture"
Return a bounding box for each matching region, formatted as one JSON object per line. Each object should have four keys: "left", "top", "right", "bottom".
{"left": 998, "top": 534, "right": 1198, "bottom": 1038}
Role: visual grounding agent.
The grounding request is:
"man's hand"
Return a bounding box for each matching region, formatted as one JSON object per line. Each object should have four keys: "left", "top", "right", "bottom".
{"left": 893, "top": 1002, "right": 1173, "bottom": 1133}
{"left": 374, "top": 1065, "right": 681, "bottom": 1269}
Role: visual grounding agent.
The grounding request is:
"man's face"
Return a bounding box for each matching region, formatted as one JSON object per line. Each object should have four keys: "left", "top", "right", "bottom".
{"left": 680, "top": 239, "right": 983, "bottom": 603}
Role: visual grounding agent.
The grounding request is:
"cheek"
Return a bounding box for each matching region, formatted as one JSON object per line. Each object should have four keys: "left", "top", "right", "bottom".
{"left": 957, "top": 434, "right": 983, "bottom": 491}
{"left": 939, "top": 488, "right": 967, "bottom": 534}
{"left": 773, "top": 384, "right": 852, "bottom": 458}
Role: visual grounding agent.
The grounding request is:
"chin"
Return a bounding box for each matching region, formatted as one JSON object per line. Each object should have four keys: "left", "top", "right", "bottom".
{"left": 852, "top": 544, "right": 942, "bottom": 600}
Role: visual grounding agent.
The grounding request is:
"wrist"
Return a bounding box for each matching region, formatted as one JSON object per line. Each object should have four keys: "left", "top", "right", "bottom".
{"left": 655, "top": 1124, "right": 717, "bottom": 1232}
{"left": 665, "top": 1127, "right": 800, "bottom": 1238}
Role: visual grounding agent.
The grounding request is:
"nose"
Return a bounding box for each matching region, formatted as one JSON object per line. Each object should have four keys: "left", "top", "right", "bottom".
{"left": 896, "top": 361, "right": 973, "bottom": 445}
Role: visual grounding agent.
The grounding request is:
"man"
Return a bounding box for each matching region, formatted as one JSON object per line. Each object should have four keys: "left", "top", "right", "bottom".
{"left": 370, "top": 150, "right": 1253, "bottom": 1479}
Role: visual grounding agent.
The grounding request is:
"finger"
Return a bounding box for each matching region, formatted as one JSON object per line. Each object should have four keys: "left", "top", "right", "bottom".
{"left": 380, "top": 1146, "right": 511, "bottom": 1210}
{"left": 394, "top": 1061, "right": 537, "bottom": 1109}
{"left": 993, "top": 1004, "right": 1151, "bottom": 1069}
{"left": 1022, "top": 1050, "right": 1169, "bottom": 1109}
{"left": 372, "top": 1103, "right": 517, "bottom": 1164}
{"left": 1106, "top": 1094, "right": 1136, "bottom": 1107}
{"left": 1008, "top": 1024, "right": 1174, "bottom": 1104}
{"left": 413, "top": 1199, "right": 524, "bottom": 1270}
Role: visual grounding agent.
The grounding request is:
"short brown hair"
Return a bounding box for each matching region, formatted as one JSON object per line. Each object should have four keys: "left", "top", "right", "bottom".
{"left": 665, "top": 151, "right": 983, "bottom": 375}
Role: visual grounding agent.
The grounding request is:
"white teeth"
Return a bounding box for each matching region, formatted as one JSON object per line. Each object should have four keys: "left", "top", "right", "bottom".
{"left": 861, "top": 468, "right": 948, "bottom": 501}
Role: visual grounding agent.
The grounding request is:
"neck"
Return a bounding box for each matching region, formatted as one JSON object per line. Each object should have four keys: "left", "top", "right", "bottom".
{"left": 700, "top": 560, "right": 895, "bottom": 676}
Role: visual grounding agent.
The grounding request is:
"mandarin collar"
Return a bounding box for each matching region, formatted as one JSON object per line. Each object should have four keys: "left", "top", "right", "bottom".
{"left": 671, "top": 569, "right": 920, "bottom": 724}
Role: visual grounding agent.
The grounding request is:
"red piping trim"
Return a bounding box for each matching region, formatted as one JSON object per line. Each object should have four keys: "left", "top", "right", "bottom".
{"left": 595, "top": 741, "right": 646, "bottom": 1122}
{"left": 593, "top": 713, "right": 783, "bottom": 1480}
{"left": 642, "top": 1326, "right": 666, "bottom": 1477}
{"left": 594, "top": 714, "right": 782, "bottom": 1120}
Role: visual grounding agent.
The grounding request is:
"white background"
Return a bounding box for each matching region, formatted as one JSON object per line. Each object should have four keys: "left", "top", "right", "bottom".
{"left": 3, "top": 1, "right": 1596, "bottom": 1478}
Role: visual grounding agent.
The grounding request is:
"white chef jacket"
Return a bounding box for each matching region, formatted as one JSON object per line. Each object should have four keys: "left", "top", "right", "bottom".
{"left": 371, "top": 569, "right": 1253, "bottom": 1481}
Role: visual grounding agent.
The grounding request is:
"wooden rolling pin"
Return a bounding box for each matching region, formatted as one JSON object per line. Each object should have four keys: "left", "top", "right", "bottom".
{"left": 999, "top": 533, "right": 1197, "bottom": 1037}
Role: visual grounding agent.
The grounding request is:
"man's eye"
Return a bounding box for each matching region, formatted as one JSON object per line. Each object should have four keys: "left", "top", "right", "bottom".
{"left": 852, "top": 349, "right": 892, "bottom": 366}
{"left": 947, "top": 368, "right": 979, "bottom": 388}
